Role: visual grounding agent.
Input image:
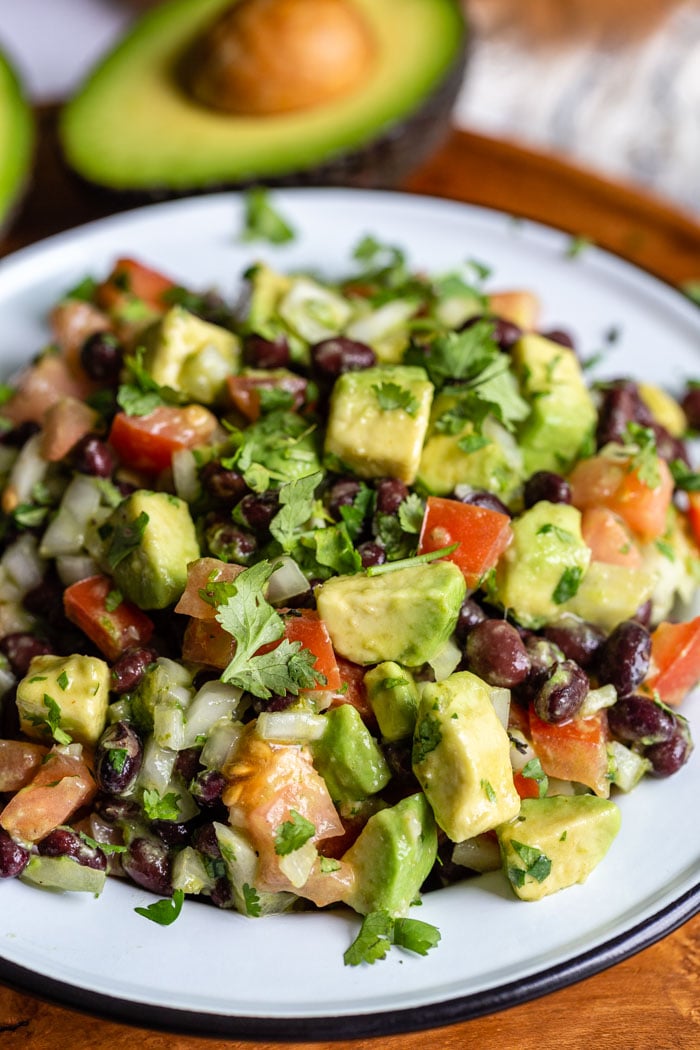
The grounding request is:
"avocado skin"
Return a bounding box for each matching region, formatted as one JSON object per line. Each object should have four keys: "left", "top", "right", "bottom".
{"left": 58, "top": 0, "right": 468, "bottom": 197}
{"left": 0, "top": 49, "right": 34, "bottom": 230}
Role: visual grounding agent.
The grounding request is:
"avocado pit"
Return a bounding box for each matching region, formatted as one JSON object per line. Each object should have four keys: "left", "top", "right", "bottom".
{"left": 181, "top": 0, "right": 377, "bottom": 116}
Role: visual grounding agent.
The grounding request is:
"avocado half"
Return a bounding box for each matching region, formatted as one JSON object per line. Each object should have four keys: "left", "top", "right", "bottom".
{"left": 0, "top": 50, "right": 34, "bottom": 230}
{"left": 59, "top": 0, "right": 468, "bottom": 195}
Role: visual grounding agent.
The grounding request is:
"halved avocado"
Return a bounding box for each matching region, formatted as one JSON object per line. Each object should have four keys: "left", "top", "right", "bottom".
{"left": 0, "top": 49, "right": 34, "bottom": 230}
{"left": 59, "top": 0, "right": 467, "bottom": 195}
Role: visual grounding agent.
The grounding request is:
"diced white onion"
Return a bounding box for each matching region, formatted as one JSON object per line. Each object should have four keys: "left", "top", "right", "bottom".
{"left": 608, "top": 740, "right": 651, "bottom": 792}
{"left": 452, "top": 834, "right": 502, "bottom": 873}
{"left": 4, "top": 433, "right": 47, "bottom": 509}
{"left": 138, "top": 738, "right": 177, "bottom": 794}
{"left": 277, "top": 839, "right": 317, "bottom": 888}
{"left": 489, "top": 686, "right": 511, "bottom": 731}
{"left": 200, "top": 719, "right": 244, "bottom": 770}
{"left": 40, "top": 475, "right": 102, "bottom": 557}
{"left": 267, "top": 556, "right": 309, "bottom": 604}
{"left": 172, "top": 846, "right": 212, "bottom": 895}
{"left": 256, "top": 710, "right": 327, "bottom": 743}
{"left": 579, "top": 684, "right": 617, "bottom": 719}
{"left": 345, "top": 298, "right": 416, "bottom": 346}
{"left": 0, "top": 665, "right": 15, "bottom": 696}
{"left": 183, "top": 680, "right": 243, "bottom": 748}
{"left": 153, "top": 702, "right": 186, "bottom": 751}
{"left": 428, "top": 637, "right": 462, "bottom": 682}
{"left": 508, "top": 728, "right": 536, "bottom": 772}
{"left": 172, "top": 448, "right": 200, "bottom": 504}
{"left": 1, "top": 534, "right": 45, "bottom": 596}
{"left": 279, "top": 277, "right": 352, "bottom": 343}
{"left": 0, "top": 445, "right": 18, "bottom": 478}
{"left": 56, "top": 554, "right": 100, "bottom": 586}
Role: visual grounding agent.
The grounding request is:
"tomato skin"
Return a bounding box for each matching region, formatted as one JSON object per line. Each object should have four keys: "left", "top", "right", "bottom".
{"left": 283, "top": 610, "right": 341, "bottom": 692}
{"left": 109, "top": 404, "right": 218, "bottom": 473}
{"left": 0, "top": 747, "right": 96, "bottom": 843}
{"left": 529, "top": 707, "right": 611, "bottom": 797}
{"left": 580, "top": 506, "right": 642, "bottom": 568}
{"left": 40, "top": 396, "right": 98, "bottom": 463}
{"left": 332, "top": 656, "right": 375, "bottom": 725}
{"left": 96, "top": 257, "right": 176, "bottom": 314}
{"left": 0, "top": 740, "right": 48, "bottom": 793}
{"left": 175, "top": 558, "right": 245, "bottom": 621}
{"left": 513, "top": 770, "right": 542, "bottom": 800}
{"left": 417, "top": 496, "right": 513, "bottom": 588}
{"left": 687, "top": 493, "right": 700, "bottom": 548}
{"left": 569, "top": 453, "right": 673, "bottom": 542}
{"left": 2, "top": 353, "right": 94, "bottom": 427}
{"left": 641, "top": 617, "right": 700, "bottom": 706}
{"left": 226, "top": 372, "right": 308, "bottom": 422}
{"left": 63, "top": 575, "right": 154, "bottom": 662}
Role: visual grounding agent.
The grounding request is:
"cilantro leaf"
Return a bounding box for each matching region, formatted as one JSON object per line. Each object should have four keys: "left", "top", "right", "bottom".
{"left": 537, "top": 523, "right": 575, "bottom": 543}
{"left": 343, "top": 910, "right": 394, "bottom": 966}
{"left": 624, "top": 422, "right": 661, "bottom": 488}
{"left": 521, "top": 757, "right": 549, "bottom": 798}
{"left": 274, "top": 810, "right": 316, "bottom": 856}
{"left": 392, "top": 918, "right": 441, "bottom": 957}
{"left": 117, "top": 349, "right": 185, "bottom": 417}
{"left": 397, "top": 493, "right": 425, "bottom": 534}
{"left": 269, "top": 472, "right": 322, "bottom": 552}
{"left": 105, "top": 589, "right": 123, "bottom": 612}
{"left": 308, "top": 523, "right": 362, "bottom": 575}
{"left": 40, "top": 694, "right": 72, "bottom": 746}
{"left": 242, "top": 883, "right": 262, "bottom": 917}
{"left": 457, "top": 433, "right": 491, "bottom": 455}
{"left": 241, "top": 187, "right": 295, "bottom": 245}
{"left": 408, "top": 321, "right": 499, "bottom": 388}
{"left": 669, "top": 459, "right": 700, "bottom": 492}
{"left": 510, "top": 840, "right": 552, "bottom": 883}
{"left": 339, "top": 483, "right": 374, "bottom": 541}
{"left": 552, "top": 566, "right": 584, "bottom": 604}
{"left": 78, "top": 832, "right": 126, "bottom": 856}
{"left": 481, "top": 778, "right": 497, "bottom": 803}
{"left": 104, "top": 511, "right": 149, "bottom": 570}
{"left": 413, "top": 713, "right": 442, "bottom": 765}
{"left": 134, "top": 889, "right": 185, "bottom": 926}
{"left": 373, "top": 381, "right": 419, "bottom": 416}
{"left": 142, "top": 789, "right": 181, "bottom": 821}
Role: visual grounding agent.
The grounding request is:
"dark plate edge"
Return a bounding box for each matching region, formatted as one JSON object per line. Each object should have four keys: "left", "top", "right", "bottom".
{"left": 1, "top": 881, "right": 698, "bottom": 1042}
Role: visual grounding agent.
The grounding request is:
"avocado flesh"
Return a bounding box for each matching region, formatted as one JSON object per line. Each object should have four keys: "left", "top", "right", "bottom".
{"left": 59, "top": 0, "right": 467, "bottom": 193}
{"left": 0, "top": 50, "right": 33, "bottom": 229}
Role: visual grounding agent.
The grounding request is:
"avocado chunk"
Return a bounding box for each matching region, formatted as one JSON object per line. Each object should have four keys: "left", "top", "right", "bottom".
{"left": 324, "top": 365, "right": 433, "bottom": 483}
{"left": 490, "top": 501, "right": 591, "bottom": 629}
{"left": 21, "top": 855, "right": 107, "bottom": 896}
{"left": 364, "top": 661, "right": 419, "bottom": 741}
{"left": 59, "top": 0, "right": 467, "bottom": 194}
{"left": 143, "top": 305, "right": 240, "bottom": 404}
{"left": 316, "top": 560, "right": 465, "bottom": 666}
{"left": 417, "top": 394, "right": 524, "bottom": 501}
{"left": 513, "top": 334, "right": 597, "bottom": 475}
{"left": 341, "top": 792, "right": 437, "bottom": 916}
{"left": 312, "top": 703, "right": 391, "bottom": 803}
{"left": 497, "top": 795, "right": 621, "bottom": 901}
{"left": 17, "top": 653, "right": 110, "bottom": 747}
{"left": 561, "top": 561, "right": 655, "bottom": 633}
{"left": 0, "top": 49, "right": 33, "bottom": 230}
{"left": 105, "top": 490, "right": 200, "bottom": 609}
{"left": 214, "top": 821, "right": 295, "bottom": 916}
{"left": 412, "top": 671, "right": 520, "bottom": 842}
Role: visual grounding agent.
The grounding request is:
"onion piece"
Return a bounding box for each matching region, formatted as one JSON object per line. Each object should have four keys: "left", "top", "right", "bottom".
{"left": 183, "top": 680, "right": 243, "bottom": 748}
{"left": 428, "top": 636, "right": 462, "bottom": 682}
{"left": 489, "top": 686, "right": 511, "bottom": 731}
{"left": 172, "top": 448, "right": 200, "bottom": 504}
{"left": 56, "top": 554, "right": 100, "bottom": 586}
{"left": 39, "top": 475, "right": 103, "bottom": 557}
{"left": 256, "top": 710, "right": 327, "bottom": 743}
{"left": 2, "top": 433, "right": 47, "bottom": 514}
{"left": 1, "top": 534, "right": 45, "bottom": 598}
{"left": 267, "top": 556, "right": 309, "bottom": 605}
{"left": 452, "top": 834, "right": 502, "bottom": 873}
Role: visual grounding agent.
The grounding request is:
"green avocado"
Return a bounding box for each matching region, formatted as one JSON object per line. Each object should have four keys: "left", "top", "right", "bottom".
{"left": 497, "top": 795, "right": 621, "bottom": 901}
{"left": 59, "top": 0, "right": 467, "bottom": 194}
{"left": 0, "top": 49, "right": 33, "bottom": 230}
{"left": 364, "top": 661, "right": 419, "bottom": 741}
{"left": 315, "top": 560, "right": 466, "bottom": 666}
{"left": 341, "top": 792, "right": 437, "bottom": 916}
{"left": 16, "top": 653, "right": 111, "bottom": 748}
{"left": 312, "top": 703, "right": 391, "bottom": 803}
{"left": 143, "top": 305, "right": 240, "bottom": 404}
{"left": 21, "top": 855, "right": 107, "bottom": 896}
{"left": 105, "top": 490, "right": 200, "bottom": 609}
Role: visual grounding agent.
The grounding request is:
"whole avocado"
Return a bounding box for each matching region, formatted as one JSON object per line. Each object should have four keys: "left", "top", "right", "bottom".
{"left": 59, "top": 0, "right": 468, "bottom": 195}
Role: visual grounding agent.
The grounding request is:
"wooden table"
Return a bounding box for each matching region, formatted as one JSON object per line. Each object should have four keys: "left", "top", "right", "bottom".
{"left": 1, "top": 119, "right": 700, "bottom": 1049}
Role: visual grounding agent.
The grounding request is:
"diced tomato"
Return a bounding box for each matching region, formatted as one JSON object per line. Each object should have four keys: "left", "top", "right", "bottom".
{"left": 0, "top": 746, "right": 97, "bottom": 843}
{"left": 0, "top": 740, "right": 48, "bottom": 793}
{"left": 39, "top": 396, "right": 98, "bottom": 463}
{"left": 109, "top": 404, "right": 218, "bottom": 473}
{"left": 513, "top": 770, "right": 542, "bottom": 800}
{"left": 95, "top": 257, "right": 176, "bottom": 314}
{"left": 580, "top": 506, "right": 642, "bottom": 568}
{"left": 529, "top": 707, "right": 611, "bottom": 797}
{"left": 174, "top": 558, "right": 245, "bottom": 621}
{"left": 182, "top": 617, "right": 235, "bottom": 669}
{"left": 686, "top": 493, "right": 700, "bottom": 548}
{"left": 487, "top": 290, "right": 540, "bottom": 330}
{"left": 283, "top": 609, "right": 341, "bottom": 692}
{"left": 227, "top": 372, "right": 308, "bottom": 423}
{"left": 569, "top": 453, "right": 673, "bottom": 542}
{"left": 63, "top": 574, "right": 154, "bottom": 661}
{"left": 2, "top": 353, "right": 95, "bottom": 427}
{"left": 331, "top": 656, "right": 375, "bottom": 725}
{"left": 641, "top": 617, "right": 700, "bottom": 706}
{"left": 417, "top": 496, "right": 513, "bottom": 588}
{"left": 49, "top": 298, "right": 110, "bottom": 373}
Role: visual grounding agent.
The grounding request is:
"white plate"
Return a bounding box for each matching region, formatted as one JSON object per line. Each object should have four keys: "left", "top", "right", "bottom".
{"left": 0, "top": 189, "right": 698, "bottom": 1040}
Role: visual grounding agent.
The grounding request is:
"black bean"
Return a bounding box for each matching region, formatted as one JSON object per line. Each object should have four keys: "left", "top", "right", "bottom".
{"left": 174, "top": 747, "right": 202, "bottom": 784}
{"left": 95, "top": 797, "right": 141, "bottom": 824}
{"left": 650, "top": 421, "right": 689, "bottom": 466}
{"left": 205, "top": 520, "right": 258, "bottom": 565}
{"left": 243, "top": 333, "right": 290, "bottom": 370}
{"left": 192, "top": 823, "right": 222, "bottom": 860}
{"left": 607, "top": 694, "right": 676, "bottom": 746}
{"left": 122, "top": 837, "right": 172, "bottom": 896}
{"left": 681, "top": 385, "right": 700, "bottom": 431}
{"left": 210, "top": 877, "right": 233, "bottom": 908}
{"left": 95, "top": 721, "right": 143, "bottom": 795}
{"left": 190, "top": 769, "right": 227, "bottom": 806}
{"left": 543, "top": 617, "right": 606, "bottom": 669}
{"left": 22, "top": 572, "right": 65, "bottom": 628}
{"left": 80, "top": 331, "right": 124, "bottom": 384}
{"left": 72, "top": 434, "right": 115, "bottom": 478}
{"left": 459, "top": 314, "right": 522, "bottom": 352}
{"left": 533, "top": 660, "right": 589, "bottom": 724}
{"left": 465, "top": 619, "right": 531, "bottom": 688}
{"left": 0, "top": 632, "right": 53, "bottom": 677}
{"left": 523, "top": 471, "right": 572, "bottom": 508}
{"left": 200, "top": 461, "right": 249, "bottom": 505}
{"left": 524, "top": 635, "right": 565, "bottom": 678}
{"left": 38, "top": 828, "right": 107, "bottom": 871}
{"left": 375, "top": 478, "right": 409, "bottom": 515}
{"left": 455, "top": 489, "right": 511, "bottom": 516}
{"left": 0, "top": 420, "right": 40, "bottom": 448}
{"left": 326, "top": 478, "right": 361, "bottom": 520}
{"left": 152, "top": 820, "right": 191, "bottom": 847}
{"left": 110, "top": 647, "right": 158, "bottom": 694}
{"left": 454, "top": 598, "right": 488, "bottom": 644}
{"left": 596, "top": 619, "right": 651, "bottom": 697}
{"left": 645, "top": 721, "right": 693, "bottom": 777}
{"left": 310, "top": 336, "right": 375, "bottom": 380}
{"left": 0, "top": 828, "right": 29, "bottom": 878}
{"left": 238, "top": 490, "right": 280, "bottom": 532}
{"left": 358, "top": 541, "right": 386, "bottom": 569}
{"left": 540, "top": 328, "right": 576, "bottom": 351}
{"left": 596, "top": 380, "right": 653, "bottom": 449}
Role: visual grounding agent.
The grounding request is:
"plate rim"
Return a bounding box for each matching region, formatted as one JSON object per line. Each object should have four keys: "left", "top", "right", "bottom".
{"left": 0, "top": 186, "right": 699, "bottom": 1039}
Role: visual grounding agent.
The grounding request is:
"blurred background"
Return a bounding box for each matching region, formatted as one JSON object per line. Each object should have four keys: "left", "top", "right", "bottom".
{"left": 3, "top": 0, "right": 700, "bottom": 214}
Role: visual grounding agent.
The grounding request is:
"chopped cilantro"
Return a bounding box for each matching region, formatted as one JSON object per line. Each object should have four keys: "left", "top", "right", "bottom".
{"left": 338, "top": 483, "right": 374, "bottom": 542}
{"left": 37, "top": 694, "right": 72, "bottom": 746}
{"left": 381, "top": 676, "right": 408, "bottom": 690}
{"left": 104, "top": 511, "right": 149, "bottom": 570}
{"left": 397, "top": 493, "right": 425, "bottom": 534}
{"left": 373, "top": 381, "right": 419, "bottom": 416}
{"left": 343, "top": 910, "right": 441, "bottom": 966}
{"left": 670, "top": 459, "right": 700, "bottom": 492}
{"left": 269, "top": 472, "right": 321, "bottom": 552}
{"left": 241, "top": 187, "right": 295, "bottom": 245}
{"left": 134, "top": 889, "right": 185, "bottom": 926}
{"left": 79, "top": 832, "right": 126, "bottom": 856}
{"left": 552, "top": 566, "right": 584, "bottom": 604}
{"left": 565, "top": 234, "right": 593, "bottom": 259}
{"left": 117, "top": 348, "right": 185, "bottom": 416}
{"left": 537, "top": 523, "right": 574, "bottom": 544}
{"left": 509, "top": 840, "right": 552, "bottom": 884}
{"left": 109, "top": 748, "right": 129, "bottom": 775}
{"left": 392, "top": 918, "right": 441, "bottom": 957}
{"left": 366, "top": 543, "right": 458, "bottom": 577}
{"left": 481, "top": 778, "right": 496, "bottom": 803}
{"left": 13, "top": 504, "right": 49, "bottom": 529}
{"left": 457, "top": 433, "right": 491, "bottom": 455}
{"left": 413, "top": 713, "right": 442, "bottom": 765}
{"left": 624, "top": 422, "right": 661, "bottom": 488}
{"left": 56, "top": 671, "right": 69, "bottom": 691}
{"left": 319, "top": 856, "right": 341, "bottom": 873}
{"left": 105, "top": 589, "right": 123, "bottom": 612}
{"left": 655, "top": 539, "right": 675, "bottom": 562}
{"left": 274, "top": 810, "right": 316, "bottom": 856}
{"left": 242, "top": 883, "right": 262, "bottom": 917}
{"left": 520, "top": 758, "right": 549, "bottom": 798}
{"left": 681, "top": 279, "right": 700, "bottom": 305}
{"left": 64, "top": 275, "right": 98, "bottom": 302}
{"left": 142, "top": 789, "right": 181, "bottom": 821}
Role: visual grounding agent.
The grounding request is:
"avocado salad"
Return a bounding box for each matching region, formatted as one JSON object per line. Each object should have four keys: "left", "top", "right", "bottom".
{"left": 0, "top": 220, "right": 698, "bottom": 967}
